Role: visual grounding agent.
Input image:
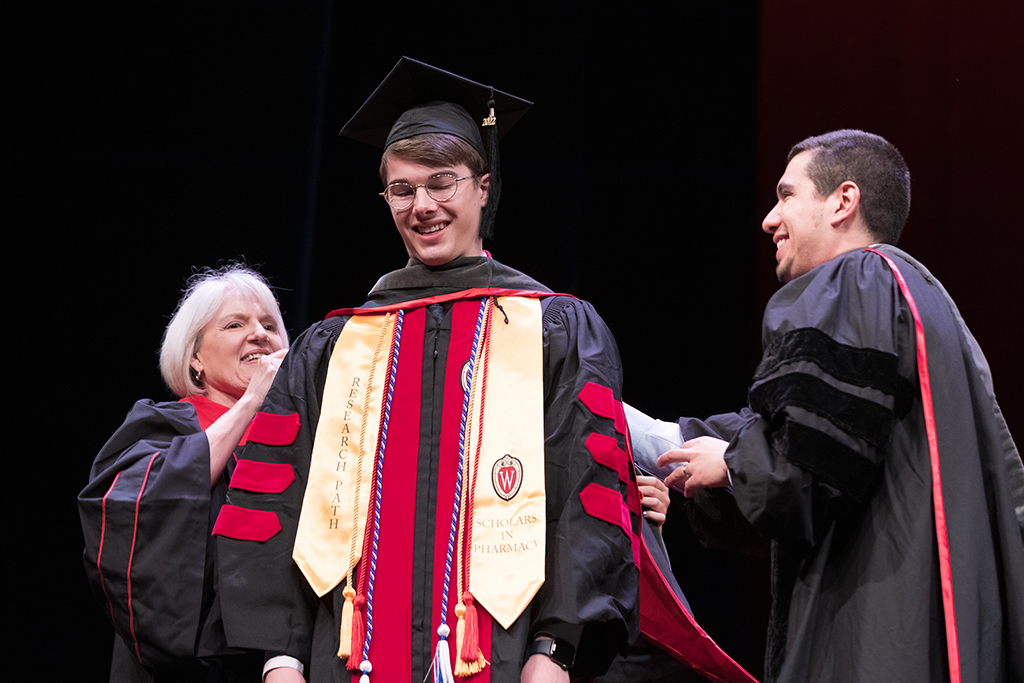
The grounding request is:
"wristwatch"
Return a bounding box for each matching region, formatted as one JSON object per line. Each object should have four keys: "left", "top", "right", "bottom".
{"left": 526, "top": 636, "right": 576, "bottom": 670}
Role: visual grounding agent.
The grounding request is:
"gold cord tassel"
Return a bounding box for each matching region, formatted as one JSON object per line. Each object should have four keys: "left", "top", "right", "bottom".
{"left": 337, "top": 585, "right": 356, "bottom": 659}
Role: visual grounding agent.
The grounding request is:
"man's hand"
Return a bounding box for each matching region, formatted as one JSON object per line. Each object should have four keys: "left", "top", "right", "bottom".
{"left": 637, "top": 475, "right": 670, "bottom": 527}
{"left": 658, "top": 436, "right": 730, "bottom": 497}
{"left": 521, "top": 652, "right": 570, "bottom": 683}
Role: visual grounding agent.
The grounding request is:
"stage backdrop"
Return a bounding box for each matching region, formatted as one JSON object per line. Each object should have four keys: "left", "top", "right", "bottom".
{"left": 16, "top": 2, "right": 1020, "bottom": 681}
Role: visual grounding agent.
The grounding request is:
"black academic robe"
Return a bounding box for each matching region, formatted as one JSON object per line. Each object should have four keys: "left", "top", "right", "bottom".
{"left": 215, "top": 256, "right": 640, "bottom": 683}
{"left": 597, "top": 520, "right": 702, "bottom": 683}
{"left": 682, "top": 245, "right": 1024, "bottom": 682}
{"left": 78, "top": 395, "right": 262, "bottom": 683}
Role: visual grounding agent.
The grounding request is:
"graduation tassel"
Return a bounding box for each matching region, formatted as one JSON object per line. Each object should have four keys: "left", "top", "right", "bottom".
{"left": 480, "top": 91, "right": 500, "bottom": 240}
{"left": 348, "top": 593, "right": 367, "bottom": 670}
{"left": 454, "top": 592, "right": 489, "bottom": 676}
{"left": 337, "top": 586, "right": 356, "bottom": 659}
{"left": 432, "top": 624, "right": 455, "bottom": 683}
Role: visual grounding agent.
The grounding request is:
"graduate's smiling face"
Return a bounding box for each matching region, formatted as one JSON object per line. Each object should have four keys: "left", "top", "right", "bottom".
{"left": 384, "top": 157, "right": 488, "bottom": 267}
{"left": 191, "top": 290, "right": 284, "bottom": 407}
{"left": 762, "top": 150, "right": 836, "bottom": 283}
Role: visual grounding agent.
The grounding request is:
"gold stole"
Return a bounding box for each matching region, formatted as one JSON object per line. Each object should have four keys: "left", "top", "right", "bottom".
{"left": 293, "top": 312, "right": 396, "bottom": 597}
{"left": 292, "top": 296, "right": 545, "bottom": 638}
{"left": 463, "top": 296, "right": 545, "bottom": 629}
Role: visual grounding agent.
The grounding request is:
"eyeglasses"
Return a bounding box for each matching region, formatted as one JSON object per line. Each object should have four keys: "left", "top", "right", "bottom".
{"left": 380, "top": 173, "right": 479, "bottom": 210}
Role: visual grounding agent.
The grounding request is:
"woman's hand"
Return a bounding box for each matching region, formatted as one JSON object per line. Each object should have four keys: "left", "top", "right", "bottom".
{"left": 204, "top": 348, "right": 288, "bottom": 486}
{"left": 240, "top": 348, "right": 287, "bottom": 408}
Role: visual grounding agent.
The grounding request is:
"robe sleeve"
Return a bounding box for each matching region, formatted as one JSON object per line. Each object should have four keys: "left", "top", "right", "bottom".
{"left": 623, "top": 403, "right": 768, "bottom": 555}
{"left": 624, "top": 401, "right": 759, "bottom": 486}
{"left": 77, "top": 399, "right": 213, "bottom": 668}
{"left": 724, "top": 251, "right": 911, "bottom": 546}
{"left": 213, "top": 320, "right": 341, "bottom": 665}
{"left": 531, "top": 296, "right": 640, "bottom": 677}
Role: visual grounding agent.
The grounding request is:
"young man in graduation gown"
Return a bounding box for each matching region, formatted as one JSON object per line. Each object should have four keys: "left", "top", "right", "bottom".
{"left": 212, "top": 59, "right": 642, "bottom": 683}
{"left": 629, "top": 129, "right": 1024, "bottom": 683}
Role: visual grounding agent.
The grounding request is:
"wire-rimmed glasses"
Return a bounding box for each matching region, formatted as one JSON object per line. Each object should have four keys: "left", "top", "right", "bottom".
{"left": 380, "top": 173, "right": 479, "bottom": 210}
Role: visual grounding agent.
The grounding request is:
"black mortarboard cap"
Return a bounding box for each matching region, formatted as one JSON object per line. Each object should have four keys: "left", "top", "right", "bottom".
{"left": 340, "top": 58, "right": 531, "bottom": 239}
{"left": 340, "top": 57, "right": 532, "bottom": 157}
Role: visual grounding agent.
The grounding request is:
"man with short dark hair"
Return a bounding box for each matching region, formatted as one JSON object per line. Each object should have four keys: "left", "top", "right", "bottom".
{"left": 786, "top": 129, "right": 910, "bottom": 245}
{"left": 630, "top": 129, "right": 1024, "bottom": 682}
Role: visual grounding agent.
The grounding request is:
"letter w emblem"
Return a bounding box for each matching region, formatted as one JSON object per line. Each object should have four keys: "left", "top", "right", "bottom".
{"left": 491, "top": 454, "right": 523, "bottom": 501}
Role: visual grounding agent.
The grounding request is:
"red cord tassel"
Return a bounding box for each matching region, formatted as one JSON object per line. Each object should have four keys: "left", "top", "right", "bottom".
{"left": 348, "top": 593, "right": 367, "bottom": 671}
{"left": 454, "top": 592, "right": 488, "bottom": 676}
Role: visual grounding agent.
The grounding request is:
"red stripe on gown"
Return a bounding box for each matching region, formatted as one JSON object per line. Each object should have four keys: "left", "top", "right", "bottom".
{"left": 865, "top": 248, "right": 961, "bottom": 682}
{"left": 326, "top": 288, "right": 562, "bottom": 319}
{"left": 357, "top": 308, "right": 425, "bottom": 683}
{"left": 433, "top": 299, "right": 493, "bottom": 682}
{"left": 639, "top": 539, "right": 758, "bottom": 683}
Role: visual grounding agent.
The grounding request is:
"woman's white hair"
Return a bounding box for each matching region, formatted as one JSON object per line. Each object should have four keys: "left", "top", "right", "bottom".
{"left": 159, "top": 264, "right": 289, "bottom": 398}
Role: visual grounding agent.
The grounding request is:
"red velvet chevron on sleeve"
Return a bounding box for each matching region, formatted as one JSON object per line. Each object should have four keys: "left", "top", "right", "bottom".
{"left": 228, "top": 460, "right": 296, "bottom": 493}
{"left": 245, "top": 411, "right": 301, "bottom": 446}
{"left": 580, "top": 483, "right": 639, "bottom": 567}
{"left": 212, "top": 504, "right": 282, "bottom": 542}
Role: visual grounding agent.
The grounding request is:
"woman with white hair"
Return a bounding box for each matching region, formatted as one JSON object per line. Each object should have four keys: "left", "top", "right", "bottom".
{"left": 79, "top": 264, "right": 288, "bottom": 682}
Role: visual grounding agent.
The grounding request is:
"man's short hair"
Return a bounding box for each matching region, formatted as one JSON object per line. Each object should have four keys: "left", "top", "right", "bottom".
{"left": 379, "top": 133, "right": 491, "bottom": 238}
{"left": 788, "top": 129, "right": 911, "bottom": 244}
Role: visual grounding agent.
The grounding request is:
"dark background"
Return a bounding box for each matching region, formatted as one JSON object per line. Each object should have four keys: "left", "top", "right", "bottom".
{"left": 15, "top": 1, "right": 1021, "bottom": 679}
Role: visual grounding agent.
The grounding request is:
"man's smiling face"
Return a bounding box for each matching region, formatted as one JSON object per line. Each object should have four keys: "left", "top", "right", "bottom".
{"left": 762, "top": 150, "right": 835, "bottom": 283}
{"left": 384, "top": 157, "right": 489, "bottom": 266}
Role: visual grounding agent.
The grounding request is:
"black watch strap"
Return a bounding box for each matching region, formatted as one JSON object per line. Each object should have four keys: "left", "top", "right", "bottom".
{"left": 526, "top": 637, "right": 576, "bottom": 671}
